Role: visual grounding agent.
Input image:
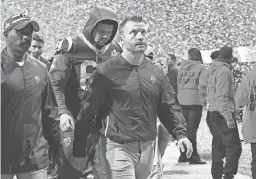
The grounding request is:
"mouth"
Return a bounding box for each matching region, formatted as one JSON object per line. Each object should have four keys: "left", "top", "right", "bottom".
{"left": 20, "top": 43, "right": 30, "bottom": 49}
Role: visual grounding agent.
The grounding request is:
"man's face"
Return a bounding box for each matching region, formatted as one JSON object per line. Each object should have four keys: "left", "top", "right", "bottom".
{"left": 122, "top": 21, "right": 148, "bottom": 53}
{"left": 91, "top": 23, "right": 114, "bottom": 48}
{"left": 30, "top": 40, "right": 44, "bottom": 58}
{"left": 5, "top": 24, "right": 33, "bottom": 55}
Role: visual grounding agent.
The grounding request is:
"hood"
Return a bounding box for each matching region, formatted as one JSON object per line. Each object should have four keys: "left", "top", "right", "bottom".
{"left": 82, "top": 7, "right": 119, "bottom": 47}
{"left": 208, "top": 60, "right": 231, "bottom": 75}
{"left": 179, "top": 60, "right": 203, "bottom": 72}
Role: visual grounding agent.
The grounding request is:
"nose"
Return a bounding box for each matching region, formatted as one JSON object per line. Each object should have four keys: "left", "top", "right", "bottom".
{"left": 136, "top": 32, "right": 144, "bottom": 41}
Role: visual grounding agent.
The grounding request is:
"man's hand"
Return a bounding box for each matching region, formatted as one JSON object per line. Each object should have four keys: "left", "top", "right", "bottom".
{"left": 226, "top": 118, "right": 236, "bottom": 128}
{"left": 60, "top": 113, "right": 74, "bottom": 131}
{"left": 177, "top": 137, "right": 193, "bottom": 158}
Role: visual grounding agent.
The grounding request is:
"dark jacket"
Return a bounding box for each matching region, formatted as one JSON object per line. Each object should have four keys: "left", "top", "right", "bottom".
{"left": 49, "top": 7, "right": 121, "bottom": 120}
{"left": 39, "top": 55, "right": 51, "bottom": 70}
{"left": 73, "top": 55, "right": 187, "bottom": 157}
{"left": 167, "top": 65, "right": 178, "bottom": 95}
{"left": 1, "top": 48, "right": 59, "bottom": 174}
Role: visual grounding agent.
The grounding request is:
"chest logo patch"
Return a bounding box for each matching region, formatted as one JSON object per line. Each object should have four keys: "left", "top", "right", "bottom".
{"left": 63, "top": 137, "right": 72, "bottom": 147}
{"left": 150, "top": 76, "right": 156, "bottom": 84}
{"left": 111, "top": 49, "right": 118, "bottom": 57}
{"left": 35, "top": 76, "right": 40, "bottom": 83}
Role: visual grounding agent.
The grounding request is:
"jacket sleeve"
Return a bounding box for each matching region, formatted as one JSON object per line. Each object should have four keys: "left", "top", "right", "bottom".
{"left": 235, "top": 74, "right": 250, "bottom": 108}
{"left": 73, "top": 69, "right": 109, "bottom": 157}
{"left": 157, "top": 76, "right": 187, "bottom": 141}
{"left": 41, "top": 72, "right": 62, "bottom": 163}
{"left": 198, "top": 67, "right": 208, "bottom": 106}
{"left": 48, "top": 54, "right": 72, "bottom": 116}
{"left": 215, "top": 70, "right": 233, "bottom": 122}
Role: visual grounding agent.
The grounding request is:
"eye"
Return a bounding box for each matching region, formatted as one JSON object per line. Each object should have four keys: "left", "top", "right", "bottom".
{"left": 141, "top": 30, "right": 147, "bottom": 35}
{"left": 130, "top": 30, "right": 136, "bottom": 34}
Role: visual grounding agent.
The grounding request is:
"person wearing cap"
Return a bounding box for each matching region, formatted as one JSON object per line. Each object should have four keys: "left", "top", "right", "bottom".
{"left": 235, "top": 52, "right": 256, "bottom": 179}
{"left": 176, "top": 48, "right": 207, "bottom": 164}
{"left": 1, "top": 14, "right": 60, "bottom": 179}
{"left": 206, "top": 46, "right": 242, "bottom": 179}
{"left": 29, "top": 33, "right": 51, "bottom": 70}
{"left": 48, "top": 6, "right": 122, "bottom": 179}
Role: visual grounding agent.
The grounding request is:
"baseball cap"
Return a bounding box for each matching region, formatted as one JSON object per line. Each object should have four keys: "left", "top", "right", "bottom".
{"left": 3, "top": 14, "right": 39, "bottom": 34}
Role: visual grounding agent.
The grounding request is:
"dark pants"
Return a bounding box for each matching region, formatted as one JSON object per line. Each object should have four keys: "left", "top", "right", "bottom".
{"left": 206, "top": 111, "right": 242, "bottom": 178}
{"left": 180, "top": 105, "right": 203, "bottom": 160}
{"left": 251, "top": 143, "right": 256, "bottom": 179}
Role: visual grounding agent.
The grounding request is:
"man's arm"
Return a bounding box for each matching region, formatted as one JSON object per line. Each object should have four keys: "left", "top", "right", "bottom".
{"left": 235, "top": 74, "right": 250, "bottom": 108}
{"left": 48, "top": 54, "right": 72, "bottom": 116}
{"left": 157, "top": 76, "right": 187, "bottom": 141}
{"left": 73, "top": 69, "right": 110, "bottom": 158}
{"left": 215, "top": 70, "right": 233, "bottom": 123}
{"left": 41, "top": 73, "right": 62, "bottom": 165}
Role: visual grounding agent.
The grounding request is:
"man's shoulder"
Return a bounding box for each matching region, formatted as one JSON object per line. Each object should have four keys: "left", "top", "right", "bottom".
{"left": 26, "top": 53, "right": 48, "bottom": 72}
{"left": 97, "top": 55, "right": 121, "bottom": 74}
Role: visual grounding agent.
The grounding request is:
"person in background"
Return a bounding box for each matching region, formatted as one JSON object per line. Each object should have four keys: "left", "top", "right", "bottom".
{"left": 1, "top": 14, "right": 60, "bottom": 179}
{"left": 167, "top": 53, "right": 178, "bottom": 99}
{"left": 177, "top": 48, "right": 207, "bottom": 164}
{"left": 206, "top": 46, "right": 242, "bottom": 179}
{"left": 144, "top": 44, "right": 154, "bottom": 60}
{"left": 235, "top": 52, "right": 256, "bottom": 179}
{"left": 73, "top": 15, "right": 192, "bottom": 179}
{"left": 49, "top": 6, "right": 122, "bottom": 179}
{"left": 29, "top": 33, "right": 51, "bottom": 70}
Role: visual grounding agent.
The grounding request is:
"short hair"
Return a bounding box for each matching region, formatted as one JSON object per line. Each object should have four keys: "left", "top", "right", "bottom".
{"left": 188, "top": 48, "right": 202, "bottom": 62}
{"left": 167, "top": 53, "right": 176, "bottom": 63}
{"left": 32, "top": 33, "right": 44, "bottom": 44}
{"left": 120, "top": 15, "right": 146, "bottom": 29}
{"left": 210, "top": 50, "right": 220, "bottom": 60}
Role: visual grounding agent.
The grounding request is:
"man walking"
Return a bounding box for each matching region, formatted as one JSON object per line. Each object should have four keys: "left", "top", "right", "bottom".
{"left": 1, "top": 14, "right": 60, "bottom": 179}
{"left": 73, "top": 15, "right": 193, "bottom": 179}
{"left": 49, "top": 6, "right": 122, "bottom": 179}
{"left": 206, "top": 46, "right": 242, "bottom": 179}
{"left": 235, "top": 52, "right": 256, "bottom": 179}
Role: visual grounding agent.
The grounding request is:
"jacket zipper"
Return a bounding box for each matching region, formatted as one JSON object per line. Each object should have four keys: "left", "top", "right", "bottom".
{"left": 135, "top": 68, "right": 142, "bottom": 98}
{"left": 20, "top": 66, "right": 26, "bottom": 94}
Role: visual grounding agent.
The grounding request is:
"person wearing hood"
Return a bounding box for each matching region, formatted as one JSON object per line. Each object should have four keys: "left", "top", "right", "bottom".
{"left": 206, "top": 46, "right": 242, "bottom": 179}
{"left": 235, "top": 52, "right": 256, "bottom": 179}
{"left": 48, "top": 6, "right": 122, "bottom": 179}
{"left": 177, "top": 48, "right": 207, "bottom": 164}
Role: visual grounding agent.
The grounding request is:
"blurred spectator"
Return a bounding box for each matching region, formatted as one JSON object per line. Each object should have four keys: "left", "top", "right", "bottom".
{"left": 29, "top": 33, "right": 51, "bottom": 70}
{"left": 167, "top": 53, "right": 178, "bottom": 98}
{"left": 235, "top": 53, "right": 256, "bottom": 179}
{"left": 144, "top": 44, "right": 154, "bottom": 60}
